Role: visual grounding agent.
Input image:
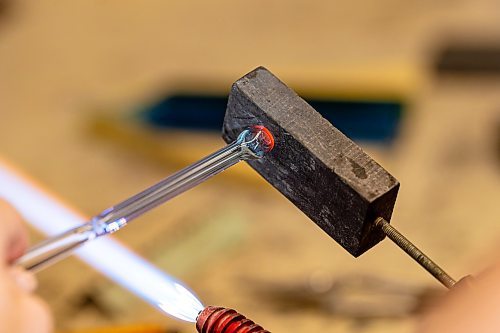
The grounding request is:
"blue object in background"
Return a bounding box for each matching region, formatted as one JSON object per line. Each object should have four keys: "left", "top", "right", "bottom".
{"left": 140, "top": 95, "right": 403, "bottom": 143}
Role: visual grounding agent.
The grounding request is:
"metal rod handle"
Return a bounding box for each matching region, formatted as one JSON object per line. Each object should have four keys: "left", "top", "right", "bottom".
{"left": 375, "top": 217, "right": 456, "bottom": 289}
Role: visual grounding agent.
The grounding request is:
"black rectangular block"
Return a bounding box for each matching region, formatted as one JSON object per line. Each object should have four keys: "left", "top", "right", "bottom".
{"left": 222, "top": 67, "right": 399, "bottom": 257}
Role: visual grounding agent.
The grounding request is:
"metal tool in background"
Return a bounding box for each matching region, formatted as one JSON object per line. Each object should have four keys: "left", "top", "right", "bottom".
{"left": 247, "top": 273, "right": 443, "bottom": 320}
{"left": 223, "top": 67, "right": 463, "bottom": 289}
{"left": 14, "top": 126, "right": 274, "bottom": 273}
{"left": 140, "top": 94, "right": 402, "bottom": 143}
{"left": 62, "top": 324, "right": 171, "bottom": 333}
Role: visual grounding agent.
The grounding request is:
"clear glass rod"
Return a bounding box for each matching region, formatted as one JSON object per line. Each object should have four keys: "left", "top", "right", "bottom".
{"left": 15, "top": 126, "right": 275, "bottom": 272}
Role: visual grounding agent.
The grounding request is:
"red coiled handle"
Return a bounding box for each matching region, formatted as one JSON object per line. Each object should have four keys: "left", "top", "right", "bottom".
{"left": 196, "top": 306, "right": 270, "bottom": 333}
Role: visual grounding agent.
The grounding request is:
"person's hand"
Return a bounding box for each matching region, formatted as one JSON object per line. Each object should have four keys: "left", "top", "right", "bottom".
{"left": 0, "top": 200, "right": 53, "bottom": 333}
{"left": 419, "top": 261, "right": 500, "bottom": 333}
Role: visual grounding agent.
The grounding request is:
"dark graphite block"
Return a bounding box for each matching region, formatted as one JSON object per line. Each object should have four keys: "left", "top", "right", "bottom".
{"left": 222, "top": 67, "right": 400, "bottom": 257}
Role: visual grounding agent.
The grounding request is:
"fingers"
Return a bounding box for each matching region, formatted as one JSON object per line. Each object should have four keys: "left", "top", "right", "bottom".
{"left": 0, "top": 199, "right": 28, "bottom": 264}
{"left": 0, "top": 267, "right": 53, "bottom": 333}
{"left": 0, "top": 201, "right": 53, "bottom": 332}
{"left": 9, "top": 267, "right": 38, "bottom": 293}
{"left": 7, "top": 286, "right": 54, "bottom": 333}
{"left": 18, "top": 294, "right": 54, "bottom": 333}
{"left": 419, "top": 262, "right": 500, "bottom": 332}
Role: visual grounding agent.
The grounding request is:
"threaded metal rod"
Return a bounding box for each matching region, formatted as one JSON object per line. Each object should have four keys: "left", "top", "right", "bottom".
{"left": 375, "top": 217, "right": 456, "bottom": 289}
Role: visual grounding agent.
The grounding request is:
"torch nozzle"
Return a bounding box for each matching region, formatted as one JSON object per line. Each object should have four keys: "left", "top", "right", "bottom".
{"left": 196, "top": 306, "right": 270, "bottom": 333}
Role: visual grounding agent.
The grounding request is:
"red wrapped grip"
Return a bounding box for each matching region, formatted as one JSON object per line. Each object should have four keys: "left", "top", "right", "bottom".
{"left": 196, "top": 306, "right": 270, "bottom": 333}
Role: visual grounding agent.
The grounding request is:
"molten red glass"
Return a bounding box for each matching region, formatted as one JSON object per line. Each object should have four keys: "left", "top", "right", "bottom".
{"left": 252, "top": 125, "right": 275, "bottom": 152}
{"left": 196, "top": 306, "right": 270, "bottom": 333}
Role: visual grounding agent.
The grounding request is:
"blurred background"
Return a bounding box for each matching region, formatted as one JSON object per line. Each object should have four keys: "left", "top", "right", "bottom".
{"left": 0, "top": 1, "right": 499, "bottom": 332}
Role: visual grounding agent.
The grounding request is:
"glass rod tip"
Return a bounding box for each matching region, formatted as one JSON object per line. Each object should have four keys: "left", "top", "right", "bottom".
{"left": 251, "top": 125, "right": 275, "bottom": 153}
{"left": 236, "top": 126, "right": 275, "bottom": 159}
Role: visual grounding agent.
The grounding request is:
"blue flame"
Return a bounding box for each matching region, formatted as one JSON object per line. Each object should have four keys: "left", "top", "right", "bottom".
{"left": 0, "top": 160, "right": 204, "bottom": 322}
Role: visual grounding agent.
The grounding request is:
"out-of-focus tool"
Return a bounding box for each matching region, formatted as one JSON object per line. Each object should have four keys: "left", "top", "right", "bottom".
{"left": 223, "top": 67, "right": 460, "bottom": 289}
{"left": 140, "top": 94, "right": 402, "bottom": 143}
{"left": 196, "top": 306, "right": 270, "bottom": 333}
{"left": 435, "top": 43, "right": 500, "bottom": 76}
{"left": 249, "top": 273, "right": 442, "bottom": 319}
{"left": 15, "top": 126, "right": 274, "bottom": 273}
{"left": 62, "top": 324, "right": 169, "bottom": 333}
